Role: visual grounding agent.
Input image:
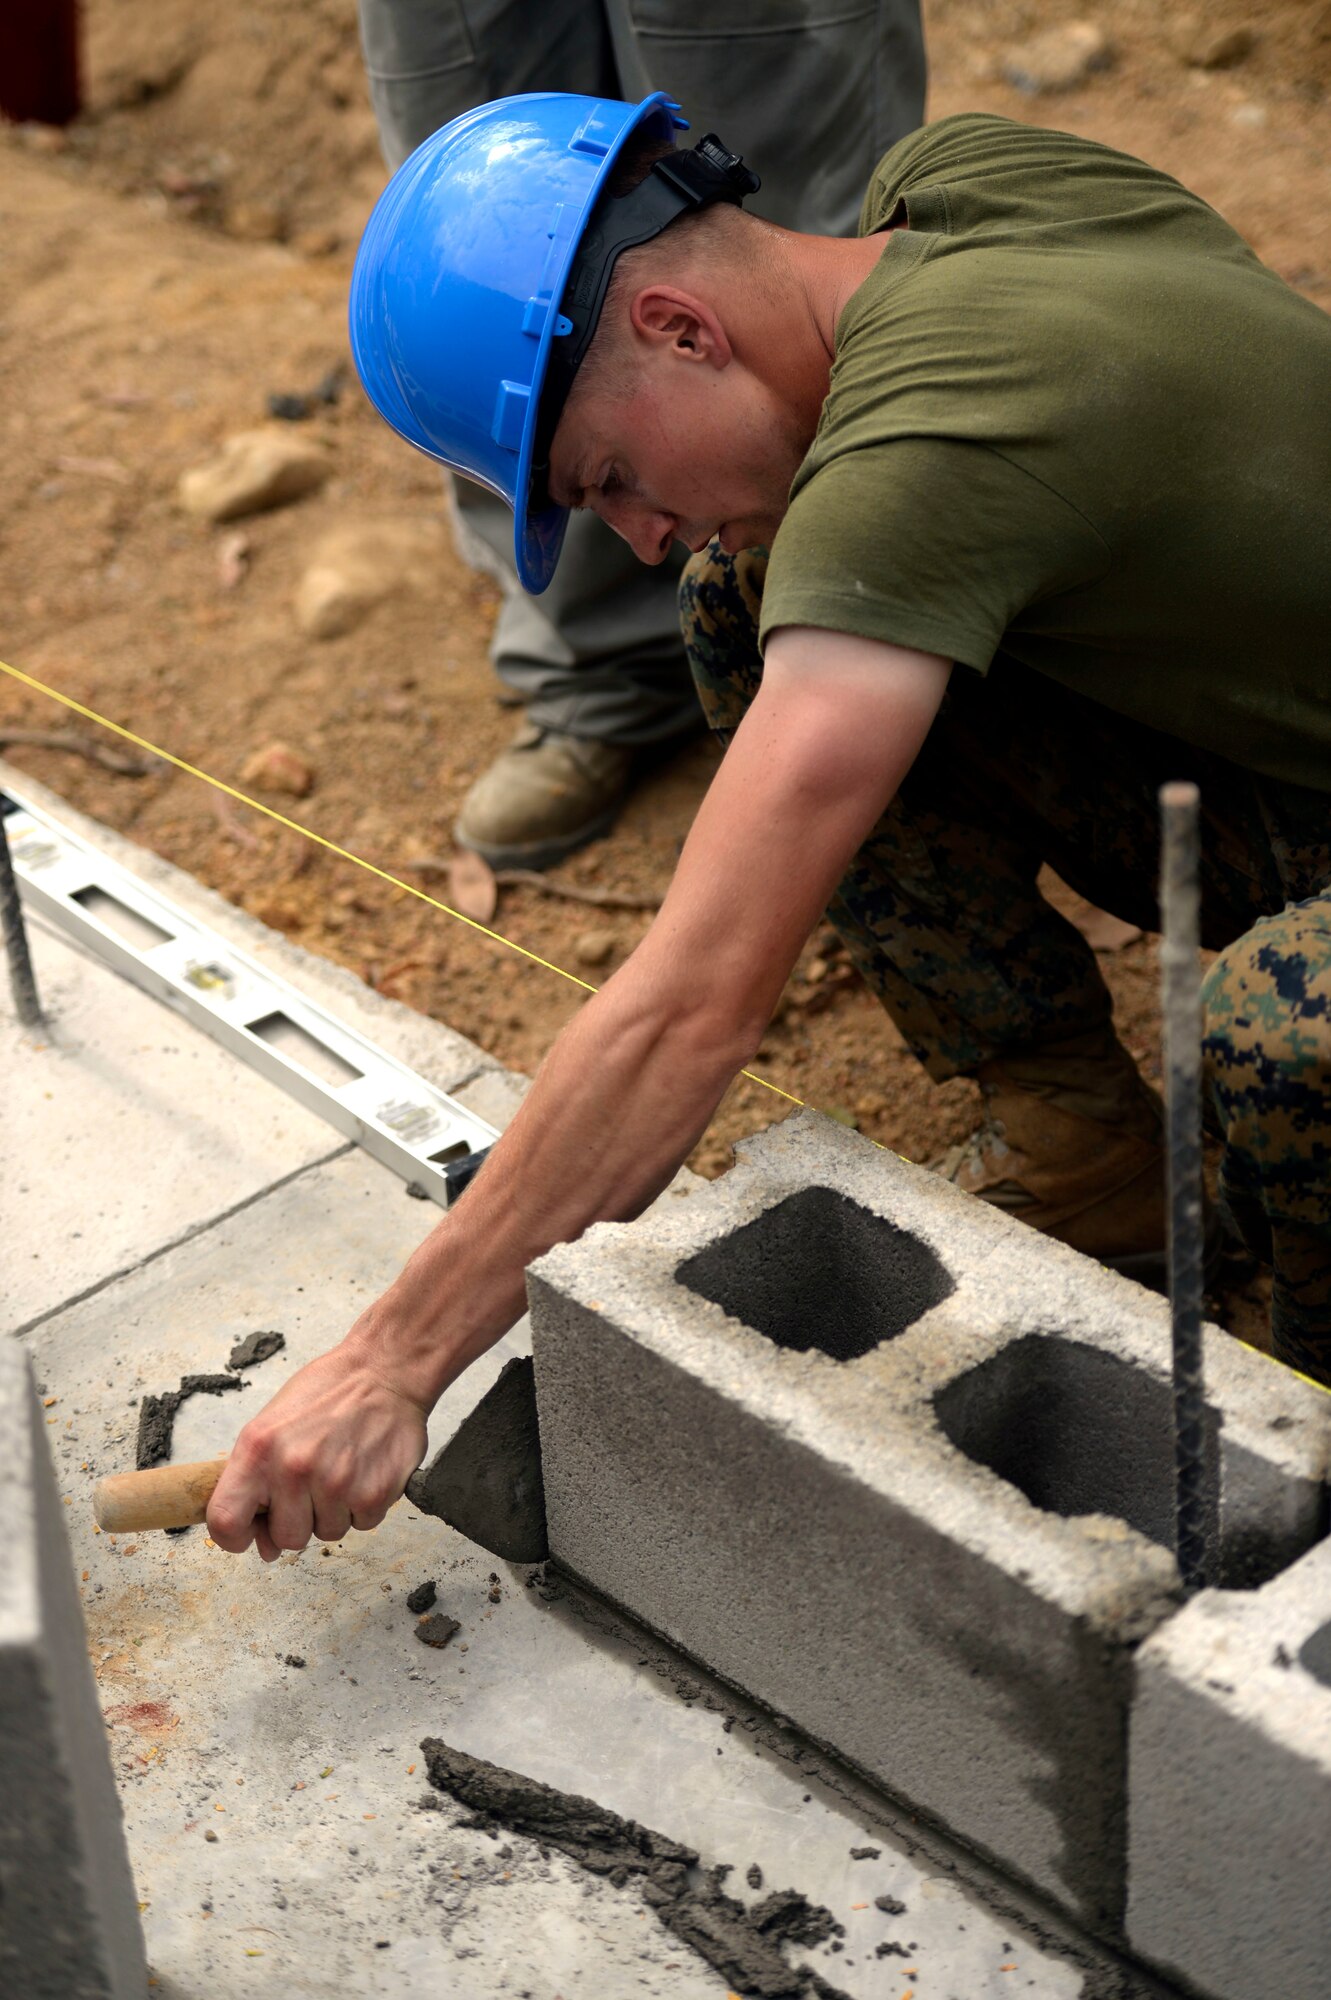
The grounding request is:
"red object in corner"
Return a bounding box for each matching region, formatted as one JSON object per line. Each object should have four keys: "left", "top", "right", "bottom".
{"left": 0, "top": 0, "right": 81, "bottom": 127}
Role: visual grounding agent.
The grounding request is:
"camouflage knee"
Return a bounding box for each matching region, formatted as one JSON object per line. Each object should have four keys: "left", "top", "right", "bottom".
{"left": 678, "top": 545, "right": 769, "bottom": 743}
{"left": 1202, "top": 898, "right": 1331, "bottom": 1380}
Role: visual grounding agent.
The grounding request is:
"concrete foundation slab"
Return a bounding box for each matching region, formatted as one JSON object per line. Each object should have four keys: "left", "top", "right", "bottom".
{"left": 9, "top": 774, "right": 1283, "bottom": 1995}
{"left": 0, "top": 1338, "right": 147, "bottom": 1999}
{"left": 529, "top": 1111, "right": 1330, "bottom": 1935}
{"left": 23, "top": 1144, "right": 1100, "bottom": 1999}
{"left": 1127, "top": 1536, "right": 1331, "bottom": 1999}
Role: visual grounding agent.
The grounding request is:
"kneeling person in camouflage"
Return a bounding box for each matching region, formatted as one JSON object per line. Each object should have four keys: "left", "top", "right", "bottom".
{"left": 207, "top": 97, "right": 1331, "bottom": 1562}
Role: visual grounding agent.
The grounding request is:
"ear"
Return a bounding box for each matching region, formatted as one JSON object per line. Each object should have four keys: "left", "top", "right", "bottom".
{"left": 628, "top": 285, "right": 732, "bottom": 370}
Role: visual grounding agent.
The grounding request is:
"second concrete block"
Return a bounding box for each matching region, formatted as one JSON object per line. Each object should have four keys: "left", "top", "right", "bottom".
{"left": 528, "top": 1111, "right": 1328, "bottom": 1935}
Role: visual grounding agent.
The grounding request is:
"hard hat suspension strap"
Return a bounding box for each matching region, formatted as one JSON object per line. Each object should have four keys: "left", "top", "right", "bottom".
{"left": 535, "top": 134, "right": 761, "bottom": 470}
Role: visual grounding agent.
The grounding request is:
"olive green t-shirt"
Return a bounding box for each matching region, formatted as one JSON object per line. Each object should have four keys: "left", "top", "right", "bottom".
{"left": 760, "top": 114, "right": 1331, "bottom": 792}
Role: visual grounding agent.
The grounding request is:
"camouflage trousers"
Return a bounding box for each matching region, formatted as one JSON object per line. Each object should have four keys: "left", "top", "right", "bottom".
{"left": 681, "top": 546, "right": 1331, "bottom": 1385}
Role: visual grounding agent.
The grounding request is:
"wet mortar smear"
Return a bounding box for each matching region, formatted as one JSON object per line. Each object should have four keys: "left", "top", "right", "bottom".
{"left": 422, "top": 1736, "right": 847, "bottom": 2000}
{"left": 135, "top": 1373, "right": 240, "bottom": 1469}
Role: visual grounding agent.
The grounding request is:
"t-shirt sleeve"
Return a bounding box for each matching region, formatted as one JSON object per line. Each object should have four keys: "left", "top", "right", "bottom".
{"left": 759, "top": 437, "right": 1110, "bottom": 669}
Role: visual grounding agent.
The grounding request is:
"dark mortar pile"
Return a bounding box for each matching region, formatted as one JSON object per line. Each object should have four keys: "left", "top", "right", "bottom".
{"left": 136, "top": 1374, "right": 240, "bottom": 1469}
{"left": 226, "top": 1329, "right": 285, "bottom": 1371}
{"left": 135, "top": 1330, "right": 287, "bottom": 1467}
{"left": 422, "top": 1737, "right": 848, "bottom": 2000}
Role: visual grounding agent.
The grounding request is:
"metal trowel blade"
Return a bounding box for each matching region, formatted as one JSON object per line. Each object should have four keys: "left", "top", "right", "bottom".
{"left": 405, "top": 1354, "right": 548, "bottom": 1563}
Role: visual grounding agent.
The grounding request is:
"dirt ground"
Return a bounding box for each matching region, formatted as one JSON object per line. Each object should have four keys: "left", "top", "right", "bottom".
{"left": 4, "top": 0, "right": 1317, "bottom": 1342}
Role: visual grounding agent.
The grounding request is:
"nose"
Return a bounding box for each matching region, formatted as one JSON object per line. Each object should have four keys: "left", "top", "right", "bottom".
{"left": 601, "top": 495, "right": 676, "bottom": 566}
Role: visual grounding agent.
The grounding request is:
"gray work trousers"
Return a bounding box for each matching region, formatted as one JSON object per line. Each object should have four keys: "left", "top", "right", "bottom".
{"left": 357, "top": 0, "right": 927, "bottom": 743}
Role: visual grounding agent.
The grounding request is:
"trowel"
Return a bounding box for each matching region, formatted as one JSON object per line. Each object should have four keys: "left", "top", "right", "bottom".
{"left": 90, "top": 1355, "right": 549, "bottom": 1563}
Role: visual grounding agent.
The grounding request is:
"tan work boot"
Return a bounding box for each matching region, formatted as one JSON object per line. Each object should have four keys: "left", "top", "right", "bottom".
{"left": 934, "top": 1032, "right": 1172, "bottom": 1282}
{"left": 454, "top": 720, "right": 635, "bottom": 869}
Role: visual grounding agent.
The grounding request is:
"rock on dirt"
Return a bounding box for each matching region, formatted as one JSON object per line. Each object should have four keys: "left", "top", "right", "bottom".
{"left": 178, "top": 427, "right": 331, "bottom": 522}
{"left": 294, "top": 517, "right": 449, "bottom": 639}
{"left": 1169, "top": 18, "right": 1256, "bottom": 68}
{"left": 238, "top": 741, "right": 315, "bottom": 797}
{"left": 1001, "top": 21, "right": 1112, "bottom": 92}
{"left": 217, "top": 530, "right": 250, "bottom": 589}
{"left": 224, "top": 200, "right": 287, "bottom": 242}
{"left": 573, "top": 928, "right": 617, "bottom": 968}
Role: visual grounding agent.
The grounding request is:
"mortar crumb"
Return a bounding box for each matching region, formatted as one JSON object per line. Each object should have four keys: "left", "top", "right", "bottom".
{"left": 416, "top": 1613, "right": 461, "bottom": 1650}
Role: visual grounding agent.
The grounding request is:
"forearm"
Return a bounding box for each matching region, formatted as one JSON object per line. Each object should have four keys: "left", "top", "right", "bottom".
{"left": 344, "top": 967, "right": 752, "bottom": 1406}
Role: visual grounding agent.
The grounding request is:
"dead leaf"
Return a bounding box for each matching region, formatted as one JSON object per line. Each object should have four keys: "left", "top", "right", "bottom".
{"left": 1066, "top": 897, "right": 1143, "bottom": 953}
{"left": 449, "top": 849, "right": 498, "bottom": 924}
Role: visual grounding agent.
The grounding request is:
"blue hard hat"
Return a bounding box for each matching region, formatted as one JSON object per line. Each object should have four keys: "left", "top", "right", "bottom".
{"left": 349, "top": 92, "right": 682, "bottom": 594}
{"left": 349, "top": 92, "right": 761, "bottom": 593}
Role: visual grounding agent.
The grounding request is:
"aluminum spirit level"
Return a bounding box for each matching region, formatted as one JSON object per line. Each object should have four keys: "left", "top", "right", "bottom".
{"left": 4, "top": 786, "right": 497, "bottom": 1206}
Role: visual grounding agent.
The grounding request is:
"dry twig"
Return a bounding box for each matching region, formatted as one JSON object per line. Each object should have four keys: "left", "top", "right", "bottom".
{"left": 0, "top": 726, "right": 156, "bottom": 776}
{"left": 402, "top": 855, "right": 663, "bottom": 912}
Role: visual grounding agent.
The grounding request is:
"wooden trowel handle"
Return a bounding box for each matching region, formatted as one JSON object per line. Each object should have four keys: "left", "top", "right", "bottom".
{"left": 93, "top": 1457, "right": 227, "bottom": 1533}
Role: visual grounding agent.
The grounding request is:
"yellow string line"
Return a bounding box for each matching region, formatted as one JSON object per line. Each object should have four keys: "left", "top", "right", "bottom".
{"left": 0, "top": 655, "right": 810, "bottom": 1113}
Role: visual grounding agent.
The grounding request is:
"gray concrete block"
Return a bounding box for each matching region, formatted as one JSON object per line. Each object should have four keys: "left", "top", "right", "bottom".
{"left": 0, "top": 1340, "right": 147, "bottom": 1998}
{"left": 528, "top": 1110, "right": 1329, "bottom": 1935}
{"left": 1127, "top": 1535, "right": 1331, "bottom": 1999}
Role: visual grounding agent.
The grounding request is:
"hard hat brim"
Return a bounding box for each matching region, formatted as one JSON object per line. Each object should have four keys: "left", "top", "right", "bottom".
{"left": 511, "top": 92, "right": 682, "bottom": 594}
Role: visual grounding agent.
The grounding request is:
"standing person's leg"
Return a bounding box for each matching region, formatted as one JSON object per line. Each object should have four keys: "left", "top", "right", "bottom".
{"left": 356, "top": 0, "right": 687, "bottom": 865}
{"left": 605, "top": 0, "right": 927, "bottom": 237}
{"left": 681, "top": 547, "right": 1331, "bottom": 1372}
{"left": 358, "top": 0, "right": 929, "bottom": 866}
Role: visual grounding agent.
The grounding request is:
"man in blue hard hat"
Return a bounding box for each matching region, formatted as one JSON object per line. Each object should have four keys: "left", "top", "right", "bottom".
{"left": 356, "top": 0, "right": 926, "bottom": 871}
{"left": 207, "top": 94, "right": 1331, "bottom": 1559}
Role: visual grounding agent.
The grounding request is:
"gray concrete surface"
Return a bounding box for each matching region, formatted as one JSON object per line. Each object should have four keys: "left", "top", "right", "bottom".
{"left": 0, "top": 1338, "right": 147, "bottom": 1999}
{"left": 529, "top": 1111, "right": 1330, "bottom": 1937}
{"left": 2, "top": 916, "right": 347, "bottom": 1333}
{"left": 1127, "top": 1536, "right": 1331, "bottom": 1999}
{"left": 5, "top": 790, "right": 1131, "bottom": 1998}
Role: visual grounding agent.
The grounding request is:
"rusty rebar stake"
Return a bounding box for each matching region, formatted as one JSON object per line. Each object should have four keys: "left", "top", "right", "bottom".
{"left": 1159, "top": 780, "right": 1208, "bottom": 1595}
{"left": 0, "top": 804, "right": 42, "bottom": 1028}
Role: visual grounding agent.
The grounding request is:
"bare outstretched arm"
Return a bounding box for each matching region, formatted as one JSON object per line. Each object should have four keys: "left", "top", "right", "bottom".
{"left": 206, "top": 629, "right": 951, "bottom": 1559}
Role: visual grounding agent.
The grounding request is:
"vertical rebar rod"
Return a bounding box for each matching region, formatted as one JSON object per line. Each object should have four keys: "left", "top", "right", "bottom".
{"left": 0, "top": 806, "right": 42, "bottom": 1028}
{"left": 1159, "top": 780, "right": 1208, "bottom": 1595}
